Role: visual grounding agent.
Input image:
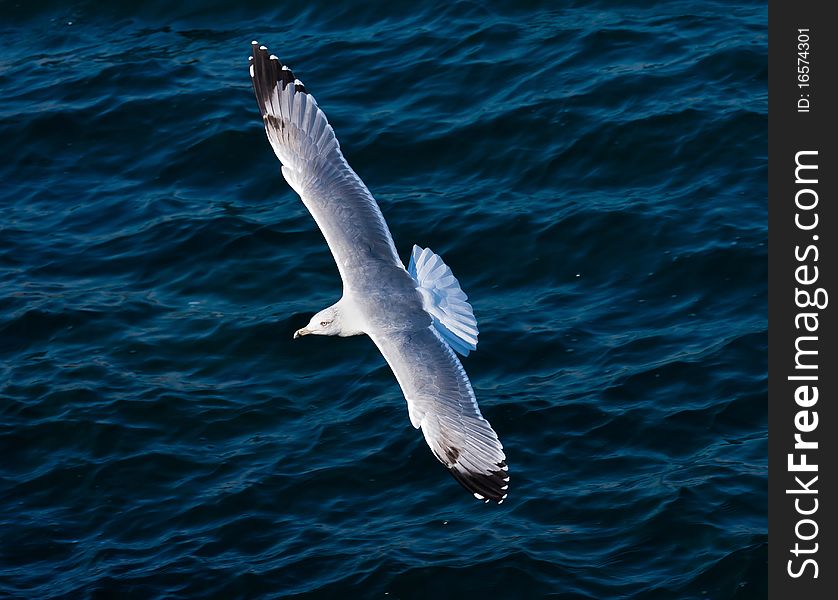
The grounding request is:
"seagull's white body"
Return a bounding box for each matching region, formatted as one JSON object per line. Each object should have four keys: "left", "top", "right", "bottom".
{"left": 249, "top": 42, "right": 508, "bottom": 503}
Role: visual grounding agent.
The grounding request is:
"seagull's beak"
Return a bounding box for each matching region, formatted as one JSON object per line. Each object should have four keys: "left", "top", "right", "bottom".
{"left": 293, "top": 327, "right": 310, "bottom": 339}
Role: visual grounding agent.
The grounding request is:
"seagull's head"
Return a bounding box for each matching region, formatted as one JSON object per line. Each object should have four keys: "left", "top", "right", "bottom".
{"left": 294, "top": 306, "right": 340, "bottom": 339}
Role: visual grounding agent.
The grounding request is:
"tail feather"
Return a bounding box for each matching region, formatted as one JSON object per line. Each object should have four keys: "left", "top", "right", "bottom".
{"left": 408, "top": 245, "right": 479, "bottom": 356}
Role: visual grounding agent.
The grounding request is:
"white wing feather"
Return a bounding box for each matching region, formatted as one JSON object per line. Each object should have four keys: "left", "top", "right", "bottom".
{"left": 250, "top": 42, "right": 401, "bottom": 295}
{"left": 369, "top": 326, "right": 508, "bottom": 502}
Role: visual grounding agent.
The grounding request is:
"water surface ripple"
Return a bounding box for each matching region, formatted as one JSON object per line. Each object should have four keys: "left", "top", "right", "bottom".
{"left": 1, "top": 1, "right": 767, "bottom": 598}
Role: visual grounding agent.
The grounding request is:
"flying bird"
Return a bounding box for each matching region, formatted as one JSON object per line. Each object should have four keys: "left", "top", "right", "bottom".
{"left": 249, "top": 41, "right": 508, "bottom": 503}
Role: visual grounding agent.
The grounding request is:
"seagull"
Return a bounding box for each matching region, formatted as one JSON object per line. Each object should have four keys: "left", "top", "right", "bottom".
{"left": 249, "top": 41, "right": 508, "bottom": 503}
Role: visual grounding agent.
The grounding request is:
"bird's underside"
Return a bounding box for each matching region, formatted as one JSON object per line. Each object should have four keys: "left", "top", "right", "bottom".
{"left": 249, "top": 41, "right": 508, "bottom": 503}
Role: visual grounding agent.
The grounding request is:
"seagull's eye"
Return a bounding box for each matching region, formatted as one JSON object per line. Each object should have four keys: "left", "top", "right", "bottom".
{"left": 320, "top": 321, "right": 331, "bottom": 327}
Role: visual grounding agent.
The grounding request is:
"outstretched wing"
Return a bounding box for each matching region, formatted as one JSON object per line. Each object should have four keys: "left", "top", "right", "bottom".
{"left": 249, "top": 42, "right": 403, "bottom": 293}
{"left": 369, "top": 326, "right": 509, "bottom": 503}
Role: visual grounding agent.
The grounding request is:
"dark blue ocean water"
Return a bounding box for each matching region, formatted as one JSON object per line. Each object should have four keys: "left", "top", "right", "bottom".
{"left": 1, "top": 1, "right": 767, "bottom": 597}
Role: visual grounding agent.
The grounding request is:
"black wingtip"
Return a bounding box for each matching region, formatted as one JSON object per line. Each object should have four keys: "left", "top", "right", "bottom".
{"left": 248, "top": 41, "right": 307, "bottom": 104}
{"left": 448, "top": 461, "right": 509, "bottom": 504}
